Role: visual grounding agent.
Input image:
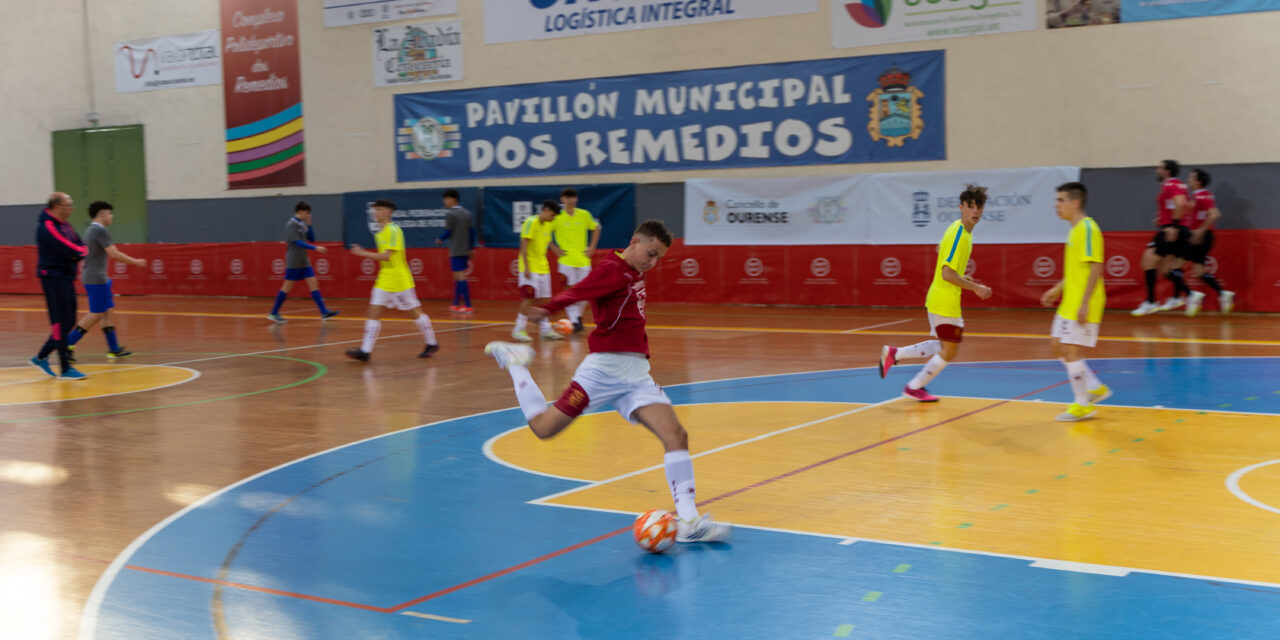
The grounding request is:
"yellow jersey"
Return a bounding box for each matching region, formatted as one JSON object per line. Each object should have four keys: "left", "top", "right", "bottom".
{"left": 1057, "top": 216, "right": 1106, "bottom": 323}
{"left": 925, "top": 220, "right": 973, "bottom": 318}
{"left": 553, "top": 208, "right": 598, "bottom": 268}
{"left": 373, "top": 222, "right": 414, "bottom": 293}
{"left": 518, "top": 215, "right": 555, "bottom": 274}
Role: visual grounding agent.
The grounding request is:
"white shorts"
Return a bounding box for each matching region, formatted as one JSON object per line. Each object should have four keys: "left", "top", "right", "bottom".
{"left": 518, "top": 271, "right": 552, "bottom": 298}
{"left": 566, "top": 352, "right": 671, "bottom": 423}
{"left": 928, "top": 312, "right": 964, "bottom": 336}
{"left": 1051, "top": 315, "right": 1100, "bottom": 348}
{"left": 370, "top": 287, "right": 421, "bottom": 311}
{"left": 558, "top": 264, "right": 591, "bottom": 286}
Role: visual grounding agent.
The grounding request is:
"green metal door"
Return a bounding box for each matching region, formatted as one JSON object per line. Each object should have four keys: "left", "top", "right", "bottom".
{"left": 51, "top": 125, "right": 147, "bottom": 243}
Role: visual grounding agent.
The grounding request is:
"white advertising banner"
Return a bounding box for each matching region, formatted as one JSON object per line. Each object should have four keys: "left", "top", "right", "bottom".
{"left": 832, "top": 0, "right": 1036, "bottom": 48}
{"left": 374, "top": 20, "right": 463, "bottom": 87}
{"left": 484, "top": 0, "right": 818, "bottom": 44}
{"left": 114, "top": 30, "right": 221, "bottom": 94}
{"left": 861, "top": 166, "right": 1081, "bottom": 244}
{"left": 325, "top": 0, "right": 457, "bottom": 27}
{"left": 685, "top": 176, "right": 867, "bottom": 246}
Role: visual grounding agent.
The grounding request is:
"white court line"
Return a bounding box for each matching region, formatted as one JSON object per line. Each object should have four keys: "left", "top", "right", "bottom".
{"left": 841, "top": 318, "right": 913, "bottom": 334}
{"left": 528, "top": 399, "right": 899, "bottom": 506}
{"left": 400, "top": 611, "right": 471, "bottom": 623}
{"left": 1225, "top": 459, "right": 1280, "bottom": 516}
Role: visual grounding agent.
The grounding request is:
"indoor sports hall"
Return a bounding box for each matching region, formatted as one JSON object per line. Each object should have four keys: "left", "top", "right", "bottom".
{"left": 2, "top": 3, "right": 1278, "bottom": 640}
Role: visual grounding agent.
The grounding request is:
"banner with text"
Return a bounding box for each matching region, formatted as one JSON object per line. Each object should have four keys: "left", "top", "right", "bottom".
{"left": 481, "top": 184, "right": 635, "bottom": 249}
{"left": 325, "top": 0, "right": 457, "bottom": 27}
{"left": 860, "top": 166, "right": 1080, "bottom": 244}
{"left": 221, "top": 0, "right": 305, "bottom": 189}
{"left": 115, "top": 30, "right": 222, "bottom": 93}
{"left": 343, "top": 187, "right": 479, "bottom": 249}
{"left": 374, "top": 19, "right": 463, "bottom": 87}
{"left": 833, "top": 0, "right": 1036, "bottom": 47}
{"left": 395, "top": 50, "right": 945, "bottom": 181}
{"left": 484, "top": 0, "right": 817, "bottom": 43}
{"left": 1121, "top": 0, "right": 1280, "bottom": 21}
{"left": 685, "top": 176, "right": 867, "bottom": 245}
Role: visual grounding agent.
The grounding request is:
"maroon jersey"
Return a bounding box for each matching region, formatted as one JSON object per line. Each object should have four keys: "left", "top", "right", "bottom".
{"left": 541, "top": 251, "right": 650, "bottom": 357}
{"left": 1157, "top": 178, "right": 1189, "bottom": 226}
{"left": 1189, "top": 188, "right": 1215, "bottom": 229}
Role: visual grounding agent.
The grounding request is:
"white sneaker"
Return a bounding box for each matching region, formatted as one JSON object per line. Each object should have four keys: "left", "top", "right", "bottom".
{"left": 1220, "top": 290, "right": 1235, "bottom": 314}
{"left": 1184, "top": 290, "right": 1206, "bottom": 317}
{"left": 1130, "top": 301, "right": 1159, "bottom": 317}
{"left": 484, "top": 341, "right": 534, "bottom": 370}
{"left": 510, "top": 329, "right": 533, "bottom": 342}
{"left": 1158, "top": 297, "right": 1185, "bottom": 311}
{"left": 676, "top": 514, "right": 732, "bottom": 543}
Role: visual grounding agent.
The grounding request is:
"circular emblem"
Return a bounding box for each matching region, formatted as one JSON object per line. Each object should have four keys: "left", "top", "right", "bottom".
{"left": 189, "top": 259, "right": 204, "bottom": 275}
{"left": 1204, "top": 256, "right": 1219, "bottom": 274}
{"left": 271, "top": 259, "right": 285, "bottom": 275}
{"left": 411, "top": 117, "right": 445, "bottom": 161}
{"left": 1033, "top": 256, "right": 1055, "bottom": 278}
{"left": 113, "top": 261, "right": 126, "bottom": 274}
{"left": 230, "top": 258, "right": 244, "bottom": 275}
{"left": 680, "top": 259, "right": 699, "bottom": 278}
{"left": 10, "top": 259, "right": 23, "bottom": 275}
{"left": 965, "top": 258, "right": 976, "bottom": 277}
{"left": 1106, "top": 255, "right": 1130, "bottom": 278}
{"left": 150, "top": 259, "right": 164, "bottom": 275}
{"left": 744, "top": 258, "right": 764, "bottom": 278}
{"left": 361, "top": 259, "right": 376, "bottom": 275}
{"left": 509, "top": 260, "right": 519, "bottom": 277}
{"left": 810, "top": 257, "right": 831, "bottom": 278}
{"left": 410, "top": 258, "right": 424, "bottom": 275}
{"left": 880, "top": 257, "right": 901, "bottom": 278}
{"left": 315, "top": 258, "right": 330, "bottom": 275}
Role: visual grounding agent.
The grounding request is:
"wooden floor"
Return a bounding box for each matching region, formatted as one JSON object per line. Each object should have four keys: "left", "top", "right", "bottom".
{"left": 0, "top": 294, "right": 1277, "bottom": 640}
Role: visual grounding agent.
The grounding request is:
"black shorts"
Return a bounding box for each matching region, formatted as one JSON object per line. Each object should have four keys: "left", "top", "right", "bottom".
{"left": 1182, "top": 229, "right": 1214, "bottom": 264}
{"left": 1148, "top": 225, "right": 1189, "bottom": 258}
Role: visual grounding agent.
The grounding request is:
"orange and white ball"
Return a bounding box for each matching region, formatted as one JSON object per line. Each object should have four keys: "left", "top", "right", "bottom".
{"left": 633, "top": 509, "right": 678, "bottom": 553}
{"left": 553, "top": 318, "right": 575, "bottom": 336}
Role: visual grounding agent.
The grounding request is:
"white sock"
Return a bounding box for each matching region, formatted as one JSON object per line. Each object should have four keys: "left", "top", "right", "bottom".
{"left": 1064, "top": 360, "right": 1091, "bottom": 405}
{"left": 663, "top": 450, "right": 699, "bottom": 521}
{"left": 515, "top": 313, "right": 527, "bottom": 331}
{"left": 507, "top": 365, "right": 548, "bottom": 421}
{"left": 566, "top": 305, "right": 580, "bottom": 324}
{"left": 1061, "top": 358, "right": 1102, "bottom": 391}
{"left": 907, "top": 354, "right": 948, "bottom": 390}
{"left": 415, "top": 314, "right": 436, "bottom": 345}
{"left": 361, "top": 319, "right": 380, "bottom": 353}
{"left": 539, "top": 318, "right": 552, "bottom": 334}
{"left": 573, "top": 301, "right": 587, "bottom": 324}
{"left": 897, "top": 340, "right": 941, "bottom": 361}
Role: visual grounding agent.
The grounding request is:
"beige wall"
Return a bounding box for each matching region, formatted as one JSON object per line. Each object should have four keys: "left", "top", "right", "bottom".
{"left": 3, "top": 0, "right": 1278, "bottom": 205}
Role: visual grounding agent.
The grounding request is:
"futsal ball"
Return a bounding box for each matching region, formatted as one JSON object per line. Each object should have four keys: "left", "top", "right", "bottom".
{"left": 633, "top": 509, "right": 679, "bottom": 553}
{"left": 553, "top": 318, "right": 574, "bottom": 336}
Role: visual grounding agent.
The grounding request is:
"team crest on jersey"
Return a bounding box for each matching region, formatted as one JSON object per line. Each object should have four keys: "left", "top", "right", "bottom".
{"left": 702, "top": 200, "right": 719, "bottom": 224}
{"left": 867, "top": 66, "right": 924, "bottom": 148}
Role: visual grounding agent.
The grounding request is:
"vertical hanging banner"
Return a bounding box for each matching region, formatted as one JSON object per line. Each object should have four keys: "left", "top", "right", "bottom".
{"left": 395, "top": 50, "right": 945, "bottom": 181}
{"left": 221, "top": 0, "right": 305, "bottom": 189}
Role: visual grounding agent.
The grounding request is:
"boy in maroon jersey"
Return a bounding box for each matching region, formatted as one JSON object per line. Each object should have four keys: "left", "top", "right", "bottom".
{"left": 1132, "top": 159, "right": 1191, "bottom": 316}
{"left": 484, "top": 219, "right": 731, "bottom": 543}
{"left": 1182, "top": 168, "right": 1234, "bottom": 316}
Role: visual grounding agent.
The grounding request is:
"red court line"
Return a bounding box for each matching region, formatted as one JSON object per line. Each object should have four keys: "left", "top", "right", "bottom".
{"left": 126, "top": 381, "right": 1068, "bottom": 613}
{"left": 125, "top": 564, "right": 393, "bottom": 613}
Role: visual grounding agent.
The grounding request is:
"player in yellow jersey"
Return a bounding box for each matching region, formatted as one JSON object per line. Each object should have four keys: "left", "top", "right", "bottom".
{"left": 344, "top": 199, "right": 439, "bottom": 362}
{"left": 1040, "top": 182, "right": 1112, "bottom": 421}
{"left": 552, "top": 187, "right": 600, "bottom": 333}
{"left": 879, "top": 185, "right": 993, "bottom": 402}
{"left": 511, "top": 200, "right": 563, "bottom": 342}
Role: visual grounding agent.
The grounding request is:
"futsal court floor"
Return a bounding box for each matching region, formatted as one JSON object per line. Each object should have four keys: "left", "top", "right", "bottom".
{"left": 0, "top": 293, "right": 1277, "bottom": 640}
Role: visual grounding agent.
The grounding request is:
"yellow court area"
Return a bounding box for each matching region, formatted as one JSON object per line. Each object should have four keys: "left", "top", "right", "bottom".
{"left": 0, "top": 364, "right": 199, "bottom": 405}
{"left": 492, "top": 400, "right": 1280, "bottom": 585}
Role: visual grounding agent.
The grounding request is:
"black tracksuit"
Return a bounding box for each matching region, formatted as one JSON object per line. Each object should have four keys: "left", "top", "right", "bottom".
{"left": 35, "top": 210, "right": 87, "bottom": 371}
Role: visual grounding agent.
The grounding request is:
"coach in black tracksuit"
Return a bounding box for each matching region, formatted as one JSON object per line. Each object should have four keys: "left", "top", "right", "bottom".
{"left": 32, "top": 192, "right": 88, "bottom": 377}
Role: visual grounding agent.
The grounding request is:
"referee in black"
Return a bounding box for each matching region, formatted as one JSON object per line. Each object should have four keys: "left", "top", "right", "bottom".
{"left": 30, "top": 192, "right": 89, "bottom": 379}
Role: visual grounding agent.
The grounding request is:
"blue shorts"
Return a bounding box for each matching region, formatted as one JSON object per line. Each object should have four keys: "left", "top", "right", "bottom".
{"left": 85, "top": 282, "right": 114, "bottom": 313}
{"left": 284, "top": 266, "right": 315, "bottom": 281}
{"left": 450, "top": 256, "right": 470, "bottom": 272}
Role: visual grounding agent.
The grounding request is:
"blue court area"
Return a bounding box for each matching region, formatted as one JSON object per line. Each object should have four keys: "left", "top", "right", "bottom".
{"left": 84, "top": 358, "right": 1280, "bottom": 639}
